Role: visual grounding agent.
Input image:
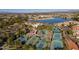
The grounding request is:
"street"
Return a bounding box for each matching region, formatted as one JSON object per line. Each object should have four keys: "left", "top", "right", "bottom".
{"left": 63, "top": 31, "right": 79, "bottom": 50}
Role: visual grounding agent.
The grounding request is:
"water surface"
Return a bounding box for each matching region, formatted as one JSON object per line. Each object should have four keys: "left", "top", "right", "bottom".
{"left": 33, "top": 18, "right": 72, "bottom": 24}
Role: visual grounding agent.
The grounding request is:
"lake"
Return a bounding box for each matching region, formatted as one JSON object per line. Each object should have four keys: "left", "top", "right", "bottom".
{"left": 32, "top": 18, "right": 72, "bottom": 24}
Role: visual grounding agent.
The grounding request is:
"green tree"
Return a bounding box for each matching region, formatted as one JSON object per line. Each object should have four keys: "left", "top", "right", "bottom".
{"left": 14, "top": 40, "right": 22, "bottom": 49}
{"left": 66, "top": 30, "right": 73, "bottom": 35}
{"left": 71, "top": 14, "right": 79, "bottom": 21}
{"left": 24, "top": 16, "right": 28, "bottom": 21}
{"left": 0, "top": 39, "right": 2, "bottom": 44}
{"left": 23, "top": 44, "right": 30, "bottom": 50}
{"left": 7, "top": 37, "right": 14, "bottom": 45}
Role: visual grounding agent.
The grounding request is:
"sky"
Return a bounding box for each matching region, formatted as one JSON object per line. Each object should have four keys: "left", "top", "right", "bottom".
{"left": 0, "top": 9, "right": 79, "bottom": 13}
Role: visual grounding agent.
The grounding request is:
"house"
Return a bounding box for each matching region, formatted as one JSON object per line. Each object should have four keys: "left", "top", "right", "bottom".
{"left": 27, "top": 28, "right": 37, "bottom": 37}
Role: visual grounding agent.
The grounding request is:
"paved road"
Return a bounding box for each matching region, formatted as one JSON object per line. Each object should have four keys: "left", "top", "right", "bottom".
{"left": 63, "top": 31, "right": 79, "bottom": 50}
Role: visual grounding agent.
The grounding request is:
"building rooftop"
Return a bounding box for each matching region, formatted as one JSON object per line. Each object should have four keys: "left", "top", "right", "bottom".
{"left": 36, "top": 39, "right": 47, "bottom": 49}
{"left": 53, "top": 40, "right": 64, "bottom": 49}
{"left": 53, "top": 33, "right": 62, "bottom": 40}
{"left": 26, "top": 36, "right": 40, "bottom": 45}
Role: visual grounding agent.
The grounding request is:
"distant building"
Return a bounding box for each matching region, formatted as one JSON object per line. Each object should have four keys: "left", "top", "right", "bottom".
{"left": 54, "top": 21, "right": 79, "bottom": 27}
{"left": 25, "top": 22, "right": 43, "bottom": 28}
{"left": 72, "top": 24, "right": 79, "bottom": 39}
